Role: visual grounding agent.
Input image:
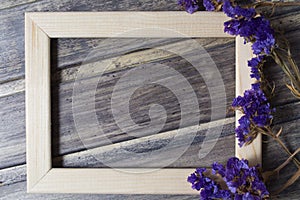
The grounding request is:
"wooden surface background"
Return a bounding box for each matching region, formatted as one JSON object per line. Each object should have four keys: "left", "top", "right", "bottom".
{"left": 0, "top": 0, "right": 299, "bottom": 199}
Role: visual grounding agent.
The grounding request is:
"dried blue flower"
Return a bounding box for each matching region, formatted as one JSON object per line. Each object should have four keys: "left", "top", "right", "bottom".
{"left": 203, "top": 0, "right": 215, "bottom": 11}
{"left": 223, "top": 0, "right": 236, "bottom": 18}
{"left": 224, "top": 19, "right": 241, "bottom": 35}
{"left": 212, "top": 162, "right": 226, "bottom": 177}
{"left": 248, "top": 56, "right": 264, "bottom": 80}
{"left": 224, "top": 157, "right": 269, "bottom": 200}
{"left": 221, "top": 0, "right": 275, "bottom": 56}
{"left": 234, "top": 6, "right": 256, "bottom": 19}
{"left": 251, "top": 82, "right": 261, "bottom": 90}
{"left": 188, "top": 158, "right": 269, "bottom": 199}
{"left": 248, "top": 57, "right": 262, "bottom": 67}
{"left": 250, "top": 67, "right": 260, "bottom": 80}
{"left": 202, "top": 0, "right": 275, "bottom": 56}
{"left": 232, "top": 88, "right": 273, "bottom": 146}
{"left": 187, "top": 168, "right": 231, "bottom": 200}
{"left": 232, "top": 96, "right": 246, "bottom": 107}
{"left": 224, "top": 16, "right": 275, "bottom": 55}
{"left": 178, "top": 0, "right": 199, "bottom": 14}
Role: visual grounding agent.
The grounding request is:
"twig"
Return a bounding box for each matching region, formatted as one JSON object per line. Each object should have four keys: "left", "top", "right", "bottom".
{"left": 274, "top": 168, "right": 300, "bottom": 195}
{"left": 251, "top": 2, "right": 300, "bottom": 9}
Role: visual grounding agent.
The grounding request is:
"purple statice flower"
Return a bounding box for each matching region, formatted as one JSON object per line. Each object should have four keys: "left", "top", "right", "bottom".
{"left": 178, "top": 0, "right": 199, "bottom": 14}
{"left": 248, "top": 57, "right": 262, "bottom": 67}
{"left": 251, "top": 82, "right": 261, "bottom": 90}
{"left": 222, "top": 0, "right": 236, "bottom": 18}
{"left": 222, "top": 0, "right": 255, "bottom": 19}
{"left": 251, "top": 17, "right": 275, "bottom": 55}
{"left": 224, "top": 157, "right": 269, "bottom": 199}
{"left": 224, "top": 19, "right": 241, "bottom": 35}
{"left": 247, "top": 55, "right": 264, "bottom": 80}
{"left": 212, "top": 162, "right": 226, "bottom": 177}
{"left": 224, "top": 16, "right": 275, "bottom": 55}
{"left": 188, "top": 158, "right": 269, "bottom": 200}
{"left": 203, "top": 0, "right": 215, "bottom": 11}
{"left": 187, "top": 168, "right": 231, "bottom": 200}
{"left": 221, "top": 0, "right": 275, "bottom": 56}
{"left": 234, "top": 6, "right": 256, "bottom": 19}
{"left": 232, "top": 87, "right": 273, "bottom": 146}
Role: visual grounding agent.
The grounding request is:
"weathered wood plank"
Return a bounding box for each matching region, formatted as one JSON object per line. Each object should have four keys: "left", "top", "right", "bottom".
{"left": 0, "top": 180, "right": 298, "bottom": 200}
{"left": 0, "top": 117, "right": 298, "bottom": 183}
{"left": 0, "top": 117, "right": 299, "bottom": 197}
{"left": 0, "top": 79, "right": 24, "bottom": 98}
{"left": 0, "top": 0, "right": 179, "bottom": 83}
{"left": 1, "top": 36, "right": 300, "bottom": 169}
{"left": 0, "top": 91, "right": 297, "bottom": 170}
{"left": 0, "top": 38, "right": 233, "bottom": 98}
{"left": 0, "top": 0, "right": 299, "bottom": 198}
{"left": 0, "top": 181, "right": 199, "bottom": 200}
{"left": 0, "top": 118, "right": 235, "bottom": 187}
{"left": 0, "top": 92, "right": 26, "bottom": 168}
{"left": 0, "top": 0, "right": 37, "bottom": 10}
{"left": 0, "top": 2, "right": 299, "bottom": 83}
{"left": 0, "top": 38, "right": 235, "bottom": 169}
{"left": 52, "top": 38, "right": 236, "bottom": 152}
{"left": 53, "top": 118, "right": 235, "bottom": 168}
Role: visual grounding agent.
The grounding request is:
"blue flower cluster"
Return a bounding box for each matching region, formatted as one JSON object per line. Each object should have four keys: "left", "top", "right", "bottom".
{"left": 187, "top": 168, "right": 231, "bottom": 199}
{"left": 201, "top": 0, "right": 275, "bottom": 56}
{"left": 223, "top": 0, "right": 275, "bottom": 147}
{"left": 181, "top": 0, "right": 275, "bottom": 56}
{"left": 188, "top": 157, "right": 270, "bottom": 200}
{"left": 224, "top": 16, "right": 275, "bottom": 56}
{"left": 248, "top": 56, "right": 264, "bottom": 80}
{"left": 203, "top": 0, "right": 216, "bottom": 11}
{"left": 198, "top": 0, "right": 276, "bottom": 147}
{"left": 177, "top": 0, "right": 199, "bottom": 14}
{"left": 232, "top": 84, "right": 273, "bottom": 146}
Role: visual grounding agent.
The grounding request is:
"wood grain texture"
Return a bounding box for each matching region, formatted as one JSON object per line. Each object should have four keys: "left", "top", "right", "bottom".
{"left": 25, "top": 11, "right": 241, "bottom": 194}
{"left": 0, "top": 0, "right": 300, "bottom": 198}
{"left": 1, "top": 116, "right": 299, "bottom": 197}
{"left": 27, "top": 12, "right": 231, "bottom": 38}
{"left": 0, "top": 0, "right": 37, "bottom": 10}
{"left": 1, "top": 181, "right": 300, "bottom": 200}
{"left": 0, "top": 1, "right": 299, "bottom": 83}
{"left": 235, "top": 36, "right": 262, "bottom": 166}
{"left": 30, "top": 168, "right": 198, "bottom": 194}
{"left": 4, "top": 33, "right": 298, "bottom": 170}
{"left": 25, "top": 14, "right": 51, "bottom": 191}
{"left": 1, "top": 37, "right": 299, "bottom": 161}
{"left": 1, "top": 38, "right": 237, "bottom": 169}
{"left": 0, "top": 0, "right": 180, "bottom": 83}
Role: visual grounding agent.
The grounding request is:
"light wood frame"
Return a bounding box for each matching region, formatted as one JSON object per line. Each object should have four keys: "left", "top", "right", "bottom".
{"left": 25, "top": 12, "right": 261, "bottom": 194}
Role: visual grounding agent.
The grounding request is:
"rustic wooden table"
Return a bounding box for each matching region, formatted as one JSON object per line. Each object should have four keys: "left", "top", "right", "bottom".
{"left": 0, "top": 0, "right": 299, "bottom": 199}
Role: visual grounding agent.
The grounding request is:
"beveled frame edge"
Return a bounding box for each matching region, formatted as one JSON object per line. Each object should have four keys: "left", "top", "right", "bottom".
{"left": 25, "top": 13, "right": 52, "bottom": 192}
{"left": 25, "top": 12, "right": 260, "bottom": 194}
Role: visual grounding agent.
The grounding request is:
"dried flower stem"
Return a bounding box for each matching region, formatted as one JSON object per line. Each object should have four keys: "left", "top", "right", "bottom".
{"left": 271, "top": 37, "right": 300, "bottom": 99}
{"left": 251, "top": 1, "right": 300, "bottom": 9}
{"left": 259, "top": 127, "right": 300, "bottom": 195}
{"left": 262, "top": 126, "right": 300, "bottom": 168}
{"left": 275, "top": 168, "right": 300, "bottom": 195}
{"left": 248, "top": 1, "right": 300, "bottom": 99}
{"left": 274, "top": 136, "right": 300, "bottom": 167}
{"left": 274, "top": 147, "right": 300, "bottom": 173}
{"left": 262, "top": 148, "right": 300, "bottom": 183}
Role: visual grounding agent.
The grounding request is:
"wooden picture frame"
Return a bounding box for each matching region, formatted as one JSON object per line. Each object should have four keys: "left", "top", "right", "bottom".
{"left": 25, "top": 12, "right": 261, "bottom": 194}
